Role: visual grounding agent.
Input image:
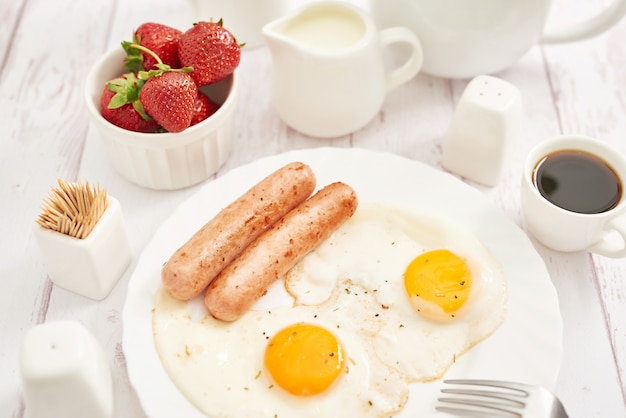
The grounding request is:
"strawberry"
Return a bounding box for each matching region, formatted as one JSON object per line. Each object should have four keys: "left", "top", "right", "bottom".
{"left": 100, "top": 73, "right": 159, "bottom": 133}
{"left": 123, "top": 23, "right": 182, "bottom": 72}
{"left": 190, "top": 92, "right": 221, "bottom": 126}
{"left": 140, "top": 71, "right": 198, "bottom": 132}
{"left": 178, "top": 20, "right": 241, "bottom": 86}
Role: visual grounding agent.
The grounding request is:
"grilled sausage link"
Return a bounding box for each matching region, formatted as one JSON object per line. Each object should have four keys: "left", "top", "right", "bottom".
{"left": 162, "top": 162, "right": 316, "bottom": 300}
{"left": 205, "top": 182, "right": 358, "bottom": 321}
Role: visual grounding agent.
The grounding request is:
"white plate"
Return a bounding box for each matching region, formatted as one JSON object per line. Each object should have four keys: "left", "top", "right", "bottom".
{"left": 122, "top": 147, "right": 562, "bottom": 417}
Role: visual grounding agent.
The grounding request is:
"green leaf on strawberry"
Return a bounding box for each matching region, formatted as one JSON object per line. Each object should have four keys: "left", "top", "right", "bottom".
{"left": 121, "top": 40, "right": 144, "bottom": 73}
{"left": 100, "top": 84, "right": 160, "bottom": 133}
{"left": 125, "top": 43, "right": 193, "bottom": 79}
{"left": 105, "top": 72, "right": 151, "bottom": 121}
{"left": 123, "top": 23, "right": 183, "bottom": 72}
{"left": 106, "top": 72, "right": 141, "bottom": 106}
{"left": 137, "top": 64, "right": 193, "bottom": 83}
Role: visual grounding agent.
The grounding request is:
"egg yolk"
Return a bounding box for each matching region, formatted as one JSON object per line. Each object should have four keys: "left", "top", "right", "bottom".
{"left": 264, "top": 323, "right": 344, "bottom": 396}
{"left": 404, "top": 249, "right": 472, "bottom": 320}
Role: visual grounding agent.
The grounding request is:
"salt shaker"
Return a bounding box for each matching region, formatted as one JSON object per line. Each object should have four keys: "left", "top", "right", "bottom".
{"left": 19, "top": 320, "right": 114, "bottom": 418}
{"left": 441, "top": 75, "right": 523, "bottom": 187}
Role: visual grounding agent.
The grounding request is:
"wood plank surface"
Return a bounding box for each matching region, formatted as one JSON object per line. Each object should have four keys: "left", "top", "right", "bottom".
{"left": 2, "top": 0, "right": 625, "bottom": 417}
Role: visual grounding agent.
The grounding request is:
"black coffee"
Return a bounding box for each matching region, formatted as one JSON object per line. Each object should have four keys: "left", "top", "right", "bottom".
{"left": 533, "top": 150, "right": 622, "bottom": 214}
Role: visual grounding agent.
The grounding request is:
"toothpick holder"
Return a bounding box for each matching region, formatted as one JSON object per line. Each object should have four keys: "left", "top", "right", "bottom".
{"left": 32, "top": 196, "right": 132, "bottom": 300}
{"left": 20, "top": 320, "right": 114, "bottom": 418}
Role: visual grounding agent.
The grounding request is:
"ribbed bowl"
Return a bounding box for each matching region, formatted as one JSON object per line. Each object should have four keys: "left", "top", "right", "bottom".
{"left": 84, "top": 47, "right": 237, "bottom": 190}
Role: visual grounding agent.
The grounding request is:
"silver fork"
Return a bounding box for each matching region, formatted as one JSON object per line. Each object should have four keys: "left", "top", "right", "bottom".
{"left": 436, "top": 379, "right": 569, "bottom": 418}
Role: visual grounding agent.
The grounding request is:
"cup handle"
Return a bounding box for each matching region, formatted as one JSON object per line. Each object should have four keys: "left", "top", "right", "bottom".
{"left": 590, "top": 213, "right": 626, "bottom": 258}
{"left": 379, "top": 27, "right": 423, "bottom": 91}
{"left": 541, "top": 0, "right": 626, "bottom": 43}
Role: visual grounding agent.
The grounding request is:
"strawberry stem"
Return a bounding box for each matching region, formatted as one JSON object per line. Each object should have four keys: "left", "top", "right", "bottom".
{"left": 128, "top": 43, "right": 163, "bottom": 66}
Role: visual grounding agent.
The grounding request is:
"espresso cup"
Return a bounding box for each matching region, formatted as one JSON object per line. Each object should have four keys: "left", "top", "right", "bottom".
{"left": 521, "top": 135, "right": 626, "bottom": 257}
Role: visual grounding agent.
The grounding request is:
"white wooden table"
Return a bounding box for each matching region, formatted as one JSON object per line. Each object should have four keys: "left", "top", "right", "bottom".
{"left": 2, "top": 0, "right": 626, "bottom": 416}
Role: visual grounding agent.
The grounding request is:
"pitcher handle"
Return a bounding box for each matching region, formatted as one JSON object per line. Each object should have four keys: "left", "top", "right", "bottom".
{"left": 379, "top": 27, "right": 423, "bottom": 91}
{"left": 541, "top": 0, "right": 626, "bottom": 43}
{"left": 589, "top": 213, "right": 626, "bottom": 258}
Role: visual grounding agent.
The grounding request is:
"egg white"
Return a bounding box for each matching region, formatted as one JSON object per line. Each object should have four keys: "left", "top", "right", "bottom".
{"left": 285, "top": 203, "right": 508, "bottom": 381}
{"left": 153, "top": 202, "right": 507, "bottom": 417}
{"left": 153, "top": 281, "right": 409, "bottom": 418}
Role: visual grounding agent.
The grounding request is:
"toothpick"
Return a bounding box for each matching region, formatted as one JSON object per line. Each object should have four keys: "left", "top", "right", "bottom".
{"left": 36, "top": 179, "right": 108, "bottom": 239}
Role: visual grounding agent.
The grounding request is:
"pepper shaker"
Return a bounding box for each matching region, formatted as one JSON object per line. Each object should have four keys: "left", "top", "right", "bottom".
{"left": 19, "top": 320, "right": 114, "bottom": 418}
{"left": 442, "top": 75, "right": 523, "bottom": 187}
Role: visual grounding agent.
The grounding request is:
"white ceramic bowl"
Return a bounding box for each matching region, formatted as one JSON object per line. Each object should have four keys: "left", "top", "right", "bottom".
{"left": 84, "top": 47, "right": 237, "bottom": 190}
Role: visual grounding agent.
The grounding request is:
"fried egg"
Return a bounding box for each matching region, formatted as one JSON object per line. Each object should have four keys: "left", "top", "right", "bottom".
{"left": 285, "top": 203, "right": 507, "bottom": 381}
{"left": 153, "top": 202, "right": 507, "bottom": 417}
{"left": 153, "top": 280, "right": 409, "bottom": 418}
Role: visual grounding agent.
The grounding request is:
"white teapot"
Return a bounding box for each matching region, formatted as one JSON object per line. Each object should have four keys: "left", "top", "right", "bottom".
{"left": 369, "top": 0, "right": 626, "bottom": 78}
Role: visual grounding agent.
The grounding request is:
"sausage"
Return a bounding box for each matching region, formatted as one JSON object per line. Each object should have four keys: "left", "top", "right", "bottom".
{"left": 205, "top": 182, "right": 358, "bottom": 321}
{"left": 161, "top": 162, "right": 316, "bottom": 300}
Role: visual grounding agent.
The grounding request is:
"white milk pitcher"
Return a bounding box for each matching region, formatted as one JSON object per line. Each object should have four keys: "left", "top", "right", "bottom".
{"left": 369, "top": 0, "right": 626, "bottom": 79}
{"left": 263, "top": 1, "right": 423, "bottom": 138}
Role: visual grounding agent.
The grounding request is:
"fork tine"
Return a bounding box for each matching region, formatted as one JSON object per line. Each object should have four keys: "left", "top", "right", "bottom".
{"left": 438, "top": 379, "right": 570, "bottom": 418}
{"left": 441, "top": 388, "right": 526, "bottom": 407}
{"left": 436, "top": 404, "right": 522, "bottom": 417}
{"left": 436, "top": 380, "right": 529, "bottom": 417}
{"left": 444, "top": 379, "right": 531, "bottom": 394}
